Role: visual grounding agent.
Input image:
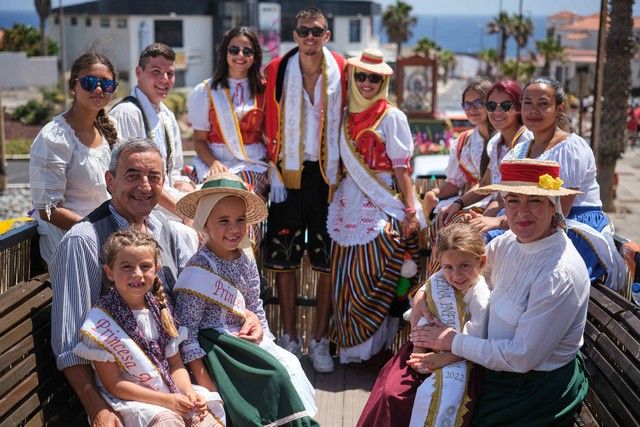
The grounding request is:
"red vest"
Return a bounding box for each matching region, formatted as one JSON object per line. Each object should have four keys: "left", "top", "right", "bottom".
{"left": 207, "top": 90, "right": 265, "bottom": 146}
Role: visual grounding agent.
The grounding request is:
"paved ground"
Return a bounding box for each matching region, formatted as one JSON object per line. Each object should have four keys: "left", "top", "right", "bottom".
{"left": 608, "top": 147, "right": 640, "bottom": 242}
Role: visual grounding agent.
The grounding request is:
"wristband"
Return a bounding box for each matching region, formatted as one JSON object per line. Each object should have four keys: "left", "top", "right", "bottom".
{"left": 404, "top": 207, "right": 417, "bottom": 215}
{"left": 453, "top": 198, "right": 465, "bottom": 208}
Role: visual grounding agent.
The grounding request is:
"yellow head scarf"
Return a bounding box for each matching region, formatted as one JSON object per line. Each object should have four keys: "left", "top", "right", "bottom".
{"left": 348, "top": 66, "right": 391, "bottom": 114}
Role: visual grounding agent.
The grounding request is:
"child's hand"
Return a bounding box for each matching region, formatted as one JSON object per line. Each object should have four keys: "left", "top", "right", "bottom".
{"left": 237, "top": 310, "right": 264, "bottom": 344}
{"left": 187, "top": 391, "right": 209, "bottom": 419}
{"left": 164, "top": 393, "right": 195, "bottom": 417}
{"left": 407, "top": 351, "right": 461, "bottom": 373}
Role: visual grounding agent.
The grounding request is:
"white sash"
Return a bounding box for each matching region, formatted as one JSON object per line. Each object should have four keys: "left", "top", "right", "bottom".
{"left": 409, "top": 273, "right": 470, "bottom": 427}
{"left": 281, "top": 48, "right": 342, "bottom": 186}
{"left": 80, "top": 307, "right": 169, "bottom": 393}
{"left": 339, "top": 119, "right": 427, "bottom": 229}
{"left": 173, "top": 264, "right": 247, "bottom": 320}
{"left": 566, "top": 219, "right": 628, "bottom": 291}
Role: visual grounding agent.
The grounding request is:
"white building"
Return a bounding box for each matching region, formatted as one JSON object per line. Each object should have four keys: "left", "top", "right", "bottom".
{"left": 548, "top": 11, "right": 640, "bottom": 93}
{"left": 48, "top": 0, "right": 381, "bottom": 88}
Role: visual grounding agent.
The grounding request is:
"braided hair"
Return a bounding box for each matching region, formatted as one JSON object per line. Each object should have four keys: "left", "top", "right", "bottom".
{"left": 69, "top": 53, "right": 119, "bottom": 147}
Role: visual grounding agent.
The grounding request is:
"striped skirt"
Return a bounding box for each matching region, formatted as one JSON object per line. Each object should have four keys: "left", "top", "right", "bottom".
{"left": 236, "top": 170, "right": 268, "bottom": 247}
{"left": 331, "top": 218, "right": 419, "bottom": 348}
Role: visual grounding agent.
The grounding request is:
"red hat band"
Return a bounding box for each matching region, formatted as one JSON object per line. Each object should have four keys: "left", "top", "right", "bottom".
{"left": 500, "top": 161, "right": 560, "bottom": 183}
{"left": 361, "top": 52, "right": 384, "bottom": 65}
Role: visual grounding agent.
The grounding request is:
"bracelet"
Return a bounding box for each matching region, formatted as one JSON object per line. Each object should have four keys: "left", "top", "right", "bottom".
{"left": 453, "top": 198, "right": 465, "bottom": 208}
{"left": 404, "top": 207, "right": 417, "bottom": 215}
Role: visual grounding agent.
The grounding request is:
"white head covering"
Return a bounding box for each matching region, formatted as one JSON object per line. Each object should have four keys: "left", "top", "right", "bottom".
{"left": 192, "top": 193, "right": 253, "bottom": 250}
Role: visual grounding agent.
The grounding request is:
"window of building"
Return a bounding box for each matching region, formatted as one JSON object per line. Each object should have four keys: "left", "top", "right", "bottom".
{"left": 349, "top": 19, "right": 361, "bottom": 43}
{"left": 281, "top": 16, "right": 333, "bottom": 42}
{"left": 100, "top": 17, "right": 110, "bottom": 28}
{"left": 116, "top": 18, "right": 127, "bottom": 29}
{"left": 85, "top": 17, "right": 92, "bottom": 26}
{"left": 70, "top": 16, "right": 77, "bottom": 26}
{"left": 154, "top": 20, "right": 183, "bottom": 47}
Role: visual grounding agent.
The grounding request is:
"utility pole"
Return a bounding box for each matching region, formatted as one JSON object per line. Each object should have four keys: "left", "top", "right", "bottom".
{"left": 591, "top": 0, "right": 608, "bottom": 158}
{"left": 59, "top": 0, "right": 69, "bottom": 109}
{"left": 0, "top": 89, "right": 6, "bottom": 194}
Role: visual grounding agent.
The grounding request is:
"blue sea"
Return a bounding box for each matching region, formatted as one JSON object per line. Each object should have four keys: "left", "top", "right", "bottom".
{"left": 2, "top": 10, "right": 548, "bottom": 57}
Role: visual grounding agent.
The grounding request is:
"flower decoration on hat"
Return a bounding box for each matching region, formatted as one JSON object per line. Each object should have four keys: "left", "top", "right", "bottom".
{"left": 538, "top": 174, "right": 564, "bottom": 191}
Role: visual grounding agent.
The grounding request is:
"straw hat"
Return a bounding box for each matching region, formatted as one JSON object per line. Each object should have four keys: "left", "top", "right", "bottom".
{"left": 176, "top": 172, "right": 268, "bottom": 224}
{"left": 347, "top": 48, "right": 393, "bottom": 76}
{"left": 474, "top": 158, "right": 581, "bottom": 197}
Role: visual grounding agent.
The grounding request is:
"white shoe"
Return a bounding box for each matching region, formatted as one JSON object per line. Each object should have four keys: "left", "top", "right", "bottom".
{"left": 308, "top": 338, "right": 335, "bottom": 373}
{"left": 278, "top": 333, "right": 303, "bottom": 359}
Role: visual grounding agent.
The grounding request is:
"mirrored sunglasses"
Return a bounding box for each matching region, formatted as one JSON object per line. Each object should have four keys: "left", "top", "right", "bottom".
{"left": 78, "top": 75, "right": 118, "bottom": 94}
{"left": 354, "top": 72, "right": 384, "bottom": 84}
{"left": 227, "top": 45, "right": 255, "bottom": 57}
{"left": 461, "top": 99, "right": 484, "bottom": 111}
{"left": 486, "top": 100, "right": 514, "bottom": 113}
{"left": 295, "top": 26, "right": 326, "bottom": 38}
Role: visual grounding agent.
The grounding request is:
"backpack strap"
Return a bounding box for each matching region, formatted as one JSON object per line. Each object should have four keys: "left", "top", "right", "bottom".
{"left": 114, "top": 95, "right": 151, "bottom": 136}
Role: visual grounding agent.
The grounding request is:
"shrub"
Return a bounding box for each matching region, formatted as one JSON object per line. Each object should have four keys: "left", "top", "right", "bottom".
{"left": 5, "top": 138, "right": 32, "bottom": 155}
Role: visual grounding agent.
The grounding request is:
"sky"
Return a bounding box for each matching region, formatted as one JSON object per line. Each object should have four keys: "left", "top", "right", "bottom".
{"left": 3, "top": 0, "right": 640, "bottom": 16}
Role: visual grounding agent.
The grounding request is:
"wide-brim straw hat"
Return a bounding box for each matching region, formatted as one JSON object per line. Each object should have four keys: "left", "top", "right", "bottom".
{"left": 176, "top": 172, "right": 268, "bottom": 224}
{"left": 474, "top": 158, "right": 582, "bottom": 197}
{"left": 347, "top": 48, "right": 393, "bottom": 76}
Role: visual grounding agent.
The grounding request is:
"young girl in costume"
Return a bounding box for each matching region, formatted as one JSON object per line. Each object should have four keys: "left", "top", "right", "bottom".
{"left": 73, "top": 230, "right": 225, "bottom": 426}
{"left": 358, "top": 222, "right": 489, "bottom": 427}
{"left": 173, "top": 172, "right": 317, "bottom": 426}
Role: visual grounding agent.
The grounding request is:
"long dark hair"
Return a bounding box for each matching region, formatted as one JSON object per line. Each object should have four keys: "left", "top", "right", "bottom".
{"left": 69, "top": 52, "right": 118, "bottom": 147}
{"left": 523, "top": 76, "right": 571, "bottom": 132}
{"left": 211, "top": 26, "right": 264, "bottom": 96}
{"left": 462, "top": 77, "right": 494, "bottom": 177}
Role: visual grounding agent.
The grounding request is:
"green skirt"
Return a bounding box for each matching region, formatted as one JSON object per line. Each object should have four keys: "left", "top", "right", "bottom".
{"left": 199, "top": 329, "right": 318, "bottom": 427}
{"left": 472, "top": 355, "right": 588, "bottom": 427}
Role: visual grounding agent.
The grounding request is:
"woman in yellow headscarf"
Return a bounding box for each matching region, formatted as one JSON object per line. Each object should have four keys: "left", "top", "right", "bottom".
{"left": 328, "top": 49, "right": 426, "bottom": 365}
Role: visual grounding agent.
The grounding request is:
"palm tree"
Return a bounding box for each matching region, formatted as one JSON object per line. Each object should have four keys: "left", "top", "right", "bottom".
{"left": 478, "top": 48, "right": 499, "bottom": 78}
{"left": 535, "top": 35, "right": 565, "bottom": 76}
{"left": 598, "top": 0, "right": 634, "bottom": 211}
{"left": 437, "top": 49, "right": 455, "bottom": 84}
{"left": 382, "top": 0, "right": 417, "bottom": 60}
{"left": 502, "top": 58, "right": 536, "bottom": 82}
{"left": 34, "top": 0, "right": 51, "bottom": 56}
{"left": 414, "top": 37, "right": 439, "bottom": 59}
{"left": 512, "top": 14, "right": 534, "bottom": 78}
{"left": 486, "top": 11, "right": 513, "bottom": 70}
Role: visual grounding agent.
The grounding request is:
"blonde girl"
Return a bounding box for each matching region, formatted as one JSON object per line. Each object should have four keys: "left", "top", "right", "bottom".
{"left": 73, "top": 229, "right": 225, "bottom": 426}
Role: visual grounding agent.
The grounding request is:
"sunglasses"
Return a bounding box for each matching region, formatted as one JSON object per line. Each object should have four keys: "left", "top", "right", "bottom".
{"left": 227, "top": 45, "right": 255, "bottom": 57}
{"left": 295, "top": 26, "right": 326, "bottom": 38}
{"left": 486, "top": 100, "right": 514, "bottom": 113}
{"left": 78, "top": 75, "right": 118, "bottom": 94}
{"left": 354, "top": 72, "right": 384, "bottom": 84}
{"left": 461, "top": 99, "right": 484, "bottom": 111}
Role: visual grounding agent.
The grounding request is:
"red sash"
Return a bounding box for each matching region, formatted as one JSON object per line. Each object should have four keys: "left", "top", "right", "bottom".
{"left": 207, "top": 91, "right": 265, "bottom": 145}
{"left": 454, "top": 129, "right": 478, "bottom": 186}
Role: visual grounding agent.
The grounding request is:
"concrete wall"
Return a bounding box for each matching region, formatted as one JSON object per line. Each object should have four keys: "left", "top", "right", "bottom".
{"left": 0, "top": 52, "right": 58, "bottom": 89}
{"left": 47, "top": 14, "right": 213, "bottom": 89}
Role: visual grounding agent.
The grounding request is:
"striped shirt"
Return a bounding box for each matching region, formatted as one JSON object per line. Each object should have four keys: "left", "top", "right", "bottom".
{"left": 50, "top": 203, "right": 196, "bottom": 370}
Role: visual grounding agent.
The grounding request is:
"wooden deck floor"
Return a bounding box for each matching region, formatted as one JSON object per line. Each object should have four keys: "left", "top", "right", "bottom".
{"left": 301, "top": 357, "right": 377, "bottom": 426}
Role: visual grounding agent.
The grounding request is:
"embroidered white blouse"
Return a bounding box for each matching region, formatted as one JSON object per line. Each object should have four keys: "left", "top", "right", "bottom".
{"left": 187, "top": 78, "right": 267, "bottom": 177}
{"left": 502, "top": 133, "right": 601, "bottom": 207}
{"left": 444, "top": 126, "right": 486, "bottom": 188}
{"left": 451, "top": 230, "right": 590, "bottom": 372}
{"left": 327, "top": 108, "right": 413, "bottom": 246}
{"left": 29, "top": 114, "right": 111, "bottom": 262}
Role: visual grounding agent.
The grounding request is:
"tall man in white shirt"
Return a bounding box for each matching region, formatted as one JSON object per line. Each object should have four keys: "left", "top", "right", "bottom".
{"left": 110, "top": 43, "right": 195, "bottom": 222}
{"left": 263, "top": 7, "right": 346, "bottom": 373}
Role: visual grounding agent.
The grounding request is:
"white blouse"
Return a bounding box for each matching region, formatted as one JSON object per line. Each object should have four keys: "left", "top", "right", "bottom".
{"left": 444, "top": 126, "right": 486, "bottom": 188}
{"left": 503, "top": 133, "right": 601, "bottom": 207}
{"left": 327, "top": 108, "right": 413, "bottom": 246}
{"left": 451, "top": 230, "right": 590, "bottom": 372}
{"left": 29, "top": 114, "right": 111, "bottom": 262}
